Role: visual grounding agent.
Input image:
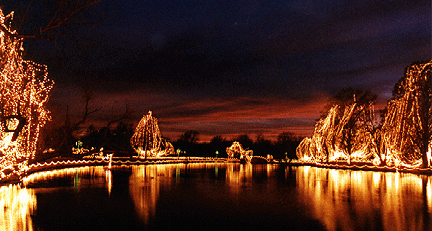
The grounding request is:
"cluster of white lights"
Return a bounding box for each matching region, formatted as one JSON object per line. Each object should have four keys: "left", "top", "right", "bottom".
{"left": 0, "top": 9, "right": 54, "bottom": 181}
{"left": 226, "top": 141, "right": 253, "bottom": 163}
{"left": 130, "top": 111, "right": 174, "bottom": 157}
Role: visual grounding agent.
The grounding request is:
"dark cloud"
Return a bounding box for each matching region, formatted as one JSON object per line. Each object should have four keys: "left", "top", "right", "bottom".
{"left": 14, "top": 0, "right": 431, "bottom": 141}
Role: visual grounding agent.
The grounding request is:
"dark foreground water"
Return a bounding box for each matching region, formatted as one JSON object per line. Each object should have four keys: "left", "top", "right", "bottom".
{"left": 1, "top": 163, "right": 432, "bottom": 231}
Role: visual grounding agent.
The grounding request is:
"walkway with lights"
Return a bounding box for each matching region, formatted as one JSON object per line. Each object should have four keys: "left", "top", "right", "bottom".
{"left": 24, "top": 157, "right": 240, "bottom": 176}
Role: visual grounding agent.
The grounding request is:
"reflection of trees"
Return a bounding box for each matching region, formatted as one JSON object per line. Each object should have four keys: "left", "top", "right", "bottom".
{"left": 225, "top": 164, "right": 252, "bottom": 194}
{"left": 225, "top": 164, "right": 276, "bottom": 194}
{"left": 129, "top": 163, "right": 278, "bottom": 221}
{"left": 0, "top": 184, "right": 36, "bottom": 231}
{"left": 129, "top": 165, "right": 176, "bottom": 225}
{"left": 296, "top": 166, "right": 432, "bottom": 231}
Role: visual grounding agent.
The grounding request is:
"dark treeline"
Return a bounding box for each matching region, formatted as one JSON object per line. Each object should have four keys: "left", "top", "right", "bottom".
{"left": 80, "top": 122, "right": 136, "bottom": 154}
{"left": 190, "top": 131, "right": 300, "bottom": 159}
{"left": 65, "top": 126, "right": 302, "bottom": 159}
{"left": 173, "top": 131, "right": 302, "bottom": 159}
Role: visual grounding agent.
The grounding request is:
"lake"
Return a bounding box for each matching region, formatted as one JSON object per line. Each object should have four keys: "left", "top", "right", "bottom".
{"left": 1, "top": 163, "right": 431, "bottom": 230}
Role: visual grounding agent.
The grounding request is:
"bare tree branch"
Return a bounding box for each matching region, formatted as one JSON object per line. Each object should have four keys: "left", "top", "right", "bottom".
{"left": 106, "top": 105, "right": 133, "bottom": 129}
{"left": 71, "top": 86, "right": 101, "bottom": 131}
{"left": 0, "top": 0, "right": 101, "bottom": 41}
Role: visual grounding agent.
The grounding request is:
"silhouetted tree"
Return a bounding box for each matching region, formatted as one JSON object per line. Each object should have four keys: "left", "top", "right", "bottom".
{"left": 209, "top": 136, "right": 230, "bottom": 158}
{"left": 275, "top": 132, "right": 300, "bottom": 159}
{"left": 51, "top": 86, "right": 101, "bottom": 156}
{"left": 79, "top": 122, "right": 134, "bottom": 156}
{"left": 80, "top": 124, "right": 103, "bottom": 149}
{"left": 175, "top": 130, "right": 200, "bottom": 156}
{"left": 178, "top": 130, "right": 199, "bottom": 143}
{"left": 233, "top": 134, "right": 253, "bottom": 150}
{"left": 1, "top": 0, "right": 102, "bottom": 40}
{"left": 253, "top": 133, "right": 273, "bottom": 157}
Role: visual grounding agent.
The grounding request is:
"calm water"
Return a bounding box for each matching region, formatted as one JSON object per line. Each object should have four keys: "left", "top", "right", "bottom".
{"left": 1, "top": 163, "right": 432, "bottom": 230}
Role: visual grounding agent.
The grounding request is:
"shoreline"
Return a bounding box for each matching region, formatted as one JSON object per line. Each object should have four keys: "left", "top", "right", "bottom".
{"left": 0, "top": 157, "right": 238, "bottom": 186}
{"left": 2, "top": 157, "right": 432, "bottom": 186}
{"left": 285, "top": 160, "right": 432, "bottom": 175}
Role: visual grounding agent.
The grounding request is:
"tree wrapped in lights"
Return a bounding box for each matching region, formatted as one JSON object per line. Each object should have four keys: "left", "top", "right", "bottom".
{"left": 297, "top": 105, "right": 339, "bottom": 162}
{"left": 336, "top": 100, "right": 377, "bottom": 163}
{"left": 297, "top": 88, "right": 377, "bottom": 164}
{"left": 297, "top": 62, "right": 432, "bottom": 168}
{"left": 226, "top": 141, "right": 253, "bottom": 163}
{"left": 0, "top": 9, "right": 53, "bottom": 180}
{"left": 381, "top": 61, "right": 432, "bottom": 168}
{"left": 130, "top": 111, "right": 174, "bottom": 157}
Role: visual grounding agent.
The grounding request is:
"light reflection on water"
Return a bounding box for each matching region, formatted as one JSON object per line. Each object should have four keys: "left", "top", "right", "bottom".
{"left": 129, "top": 163, "right": 262, "bottom": 224}
{"left": 128, "top": 163, "right": 280, "bottom": 226}
{"left": 23, "top": 166, "right": 112, "bottom": 193}
{"left": 296, "top": 166, "right": 432, "bottom": 231}
{"left": 0, "top": 184, "right": 36, "bottom": 231}
{"left": 129, "top": 164, "right": 172, "bottom": 225}
{"left": 1, "top": 164, "right": 432, "bottom": 230}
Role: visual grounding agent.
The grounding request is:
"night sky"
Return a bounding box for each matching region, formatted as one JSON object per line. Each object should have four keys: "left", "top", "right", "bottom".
{"left": 14, "top": 0, "right": 432, "bottom": 141}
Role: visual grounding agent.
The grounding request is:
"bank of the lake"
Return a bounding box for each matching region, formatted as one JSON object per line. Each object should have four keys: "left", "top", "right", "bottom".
{"left": 3, "top": 156, "right": 432, "bottom": 186}
{"left": 2, "top": 163, "right": 432, "bottom": 231}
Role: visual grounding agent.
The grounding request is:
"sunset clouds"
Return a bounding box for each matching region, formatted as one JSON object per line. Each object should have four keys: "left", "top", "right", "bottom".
{"left": 66, "top": 90, "right": 327, "bottom": 141}
{"left": 24, "top": 0, "right": 430, "bottom": 142}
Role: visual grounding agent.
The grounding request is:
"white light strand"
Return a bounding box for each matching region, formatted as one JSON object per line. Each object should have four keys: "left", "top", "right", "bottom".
{"left": 297, "top": 61, "right": 432, "bottom": 168}
{"left": 130, "top": 111, "right": 174, "bottom": 157}
{"left": 0, "top": 9, "right": 54, "bottom": 181}
{"left": 226, "top": 141, "right": 253, "bottom": 163}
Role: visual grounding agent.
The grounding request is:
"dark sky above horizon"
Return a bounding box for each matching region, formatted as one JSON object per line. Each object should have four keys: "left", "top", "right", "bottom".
{"left": 10, "top": 0, "right": 431, "bottom": 142}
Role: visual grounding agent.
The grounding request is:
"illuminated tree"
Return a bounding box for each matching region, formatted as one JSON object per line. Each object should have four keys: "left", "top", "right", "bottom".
{"left": 226, "top": 141, "right": 253, "bottom": 162}
{"left": 0, "top": 9, "right": 53, "bottom": 180}
{"left": 299, "top": 105, "right": 339, "bottom": 162}
{"left": 298, "top": 62, "right": 432, "bottom": 169}
{"left": 367, "top": 111, "right": 387, "bottom": 166}
{"left": 130, "top": 111, "right": 174, "bottom": 158}
{"left": 323, "top": 88, "right": 377, "bottom": 162}
{"left": 382, "top": 61, "right": 432, "bottom": 168}
{"left": 337, "top": 98, "right": 377, "bottom": 164}
{"left": 0, "top": 1, "right": 104, "bottom": 161}
{"left": 297, "top": 88, "right": 377, "bottom": 164}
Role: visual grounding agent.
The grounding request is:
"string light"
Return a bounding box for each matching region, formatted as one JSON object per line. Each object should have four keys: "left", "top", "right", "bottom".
{"left": 297, "top": 61, "right": 432, "bottom": 168}
{"left": 0, "top": 9, "right": 54, "bottom": 181}
{"left": 381, "top": 61, "right": 432, "bottom": 168}
{"left": 130, "top": 111, "right": 174, "bottom": 157}
{"left": 226, "top": 141, "right": 253, "bottom": 163}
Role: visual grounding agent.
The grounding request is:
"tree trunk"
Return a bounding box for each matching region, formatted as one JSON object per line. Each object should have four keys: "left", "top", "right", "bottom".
{"left": 420, "top": 70, "right": 431, "bottom": 168}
